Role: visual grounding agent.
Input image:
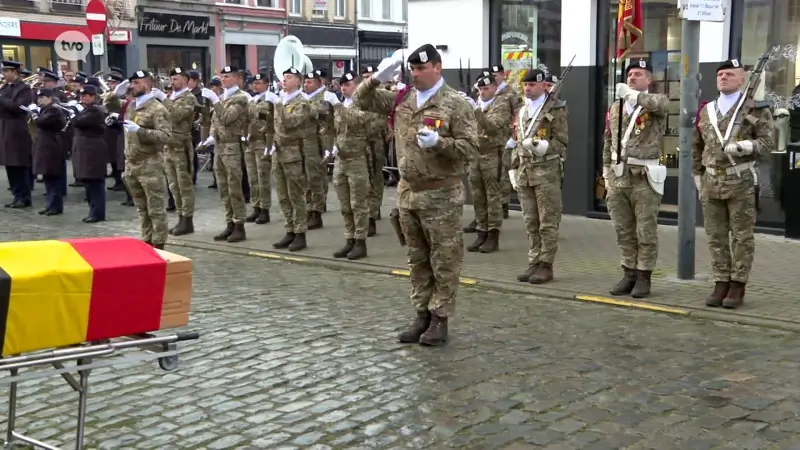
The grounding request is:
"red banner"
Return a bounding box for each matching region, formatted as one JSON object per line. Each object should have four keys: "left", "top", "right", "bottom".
{"left": 617, "top": 0, "right": 643, "bottom": 59}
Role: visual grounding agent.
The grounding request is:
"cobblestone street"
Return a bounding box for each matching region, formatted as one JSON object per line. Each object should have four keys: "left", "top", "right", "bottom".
{"left": 3, "top": 174, "right": 800, "bottom": 448}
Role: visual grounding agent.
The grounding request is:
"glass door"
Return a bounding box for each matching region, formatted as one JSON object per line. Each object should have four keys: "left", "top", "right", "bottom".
{"left": 183, "top": 48, "right": 208, "bottom": 81}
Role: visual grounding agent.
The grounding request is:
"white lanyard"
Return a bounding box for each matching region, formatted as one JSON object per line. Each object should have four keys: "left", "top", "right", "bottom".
{"left": 519, "top": 101, "right": 544, "bottom": 140}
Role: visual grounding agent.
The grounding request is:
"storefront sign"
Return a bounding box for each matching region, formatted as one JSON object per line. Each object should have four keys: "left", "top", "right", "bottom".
{"left": 138, "top": 13, "right": 213, "bottom": 40}
{"left": 0, "top": 18, "right": 21, "bottom": 38}
{"left": 288, "top": 24, "right": 355, "bottom": 48}
{"left": 314, "top": 0, "right": 328, "bottom": 11}
{"left": 501, "top": 31, "right": 529, "bottom": 45}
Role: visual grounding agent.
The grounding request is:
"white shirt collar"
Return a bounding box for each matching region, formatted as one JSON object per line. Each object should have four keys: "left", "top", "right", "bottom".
{"left": 135, "top": 93, "right": 154, "bottom": 109}
{"left": 716, "top": 90, "right": 742, "bottom": 115}
{"left": 282, "top": 89, "right": 302, "bottom": 105}
{"left": 303, "top": 86, "right": 325, "bottom": 100}
{"left": 223, "top": 86, "right": 239, "bottom": 100}
{"left": 497, "top": 81, "right": 508, "bottom": 93}
{"left": 479, "top": 97, "right": 495, "bottom": 111}
{"left": 343, "top": 96, "right": 354, "bottom": 108}
{"left": 416, "top": 77, "right": 445, "bottom": 108}
{"left": 169, "top": 87, "right": 188, "bottom": 100}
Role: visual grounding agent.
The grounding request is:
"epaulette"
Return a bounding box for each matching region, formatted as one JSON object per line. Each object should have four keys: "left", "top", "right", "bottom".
{"left": 552, "top": 100, "right": 567, "bottom": 109}
{"left": 753, "top": 100, "right": 771, "bottom": 109}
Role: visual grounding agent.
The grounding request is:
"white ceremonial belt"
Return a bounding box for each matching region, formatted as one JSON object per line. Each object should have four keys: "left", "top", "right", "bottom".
{"left": 627, "top": 157, "right": 659, "bottom": 166}
{"left": 705, "top": 161, "right": 755, "bottom": 176}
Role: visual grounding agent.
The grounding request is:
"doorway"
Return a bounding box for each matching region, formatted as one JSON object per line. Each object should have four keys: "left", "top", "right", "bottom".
{"left": 225, "top": 44, "right": 246, "bottom": 70}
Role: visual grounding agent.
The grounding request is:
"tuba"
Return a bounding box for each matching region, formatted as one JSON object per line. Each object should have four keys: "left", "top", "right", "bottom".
{"left": 273, "top": 35, "right": 313, "bottom": 78}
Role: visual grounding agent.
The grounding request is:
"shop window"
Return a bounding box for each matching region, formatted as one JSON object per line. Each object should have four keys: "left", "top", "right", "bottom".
{"left": 225, "top": 44, "right": 246, "bottom": 71}
{"left": 499, "top": 0, "right": 561, "bottom": 86}
{"left": 147, "top": 45, "right": 208, "bottom": 80}
{"left": 1, "top": 45, "right": 26, "bottom": 65}
{"left": 30, "top": 46, "right": 53, "bottom": 72}
{"left": 256, "top": 46, "right": 276, "bottom": 72}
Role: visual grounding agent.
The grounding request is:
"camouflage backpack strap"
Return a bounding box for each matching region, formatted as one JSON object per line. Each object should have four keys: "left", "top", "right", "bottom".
{"left": 388, "top": 85, "right": 413, "bottom": 129}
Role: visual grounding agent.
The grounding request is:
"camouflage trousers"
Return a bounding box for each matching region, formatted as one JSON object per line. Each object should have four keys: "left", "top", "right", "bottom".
{"left": 398, "top": 183, "right": 465, "bottom": 318}
{"left": 164, "top": 140, "right": 195, "bottom": 217}
{"left": 518, "top": 179, "right": 562, "bottom": 265}
{"left": 469, "top": 154, "right": 504, "bottom": 231}
{"left": 499, "top": 149, "right": 512, "bottom": 203}
{"left": 213, "top": 147, "right": 247, "bottom": 224}
{"left": 125, "top": 161, "right": 168, "bottom": 246}
{"left": 333, "top": 157, "right": 370, "bottom": 239}
{"left": 368, "top": 140, "right": 385, "bottom": 219}
{"left": 701, "top": 179, "right": 757, "bottom": 283}
{"left": 244, "top": 143, "right": 272, "bottom": 210}
{"left": 274, "top": 158, "right": 308, "bottom": 233}
{"left": 607, "top": 171, "right": 662, "bottom": 271}
{"left": 304, "top": 149, "right": 327, "bottom": 213}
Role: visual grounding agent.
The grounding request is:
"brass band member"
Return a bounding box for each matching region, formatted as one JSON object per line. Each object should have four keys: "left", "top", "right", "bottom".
{"left": 0, "top": 60, "right": 34, "bottom": 208}
{"left": 72, "top": 85, "right": 108, "bottom": 222}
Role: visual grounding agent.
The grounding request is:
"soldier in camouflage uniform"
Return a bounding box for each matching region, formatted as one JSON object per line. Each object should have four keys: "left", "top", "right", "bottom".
{"left": 160, "top": 68, "right": 198, "bottom": 236}
{"left": 491, "top": 64, "right": 525, "bottom": 219}
{"left": 201, "top": 66, "right": 250, "bottom": 242}
{"left": 188, "top": 71, "right": 211, "bottom": 186}
{"left": 329, "top": 70, "right": 370, "bottom": 260}
{"left": 356, "top": 44, "right": 479, "bottom": 346}
{"left": 122, "top": 70, "right": 173, "bottom": 249}
{"left": 244, "top": 72, "right": 276, "bottom": 225}
{"left": 270, "top": 67, "right": 314, "bottom": 251}
{"left": 602, "top": 59, "right": 670, "bottom": 299}
{"left": 361, "top": 65, "right": 387, "bottom": 237}
{"left": 303, "top": 70, "right": 337, "bottom": 229}
{"left": 508, "top": 70, "right": 569, "bottom": 284}
{"left": 461, "top": 74, "right": 514, "bottom": 254}
{"left": 692, "top": 59, "right": 774, "bottom": 309}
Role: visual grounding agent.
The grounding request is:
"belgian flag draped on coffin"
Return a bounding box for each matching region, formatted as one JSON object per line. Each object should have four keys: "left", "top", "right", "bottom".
{"left": 0, "top": 237, "right": 172, "bottom": 356}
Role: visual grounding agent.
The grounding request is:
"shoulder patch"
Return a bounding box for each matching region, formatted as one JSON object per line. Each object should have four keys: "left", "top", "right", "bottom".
{"left": 753, "top": 100, "right": 772, "bottom": 109}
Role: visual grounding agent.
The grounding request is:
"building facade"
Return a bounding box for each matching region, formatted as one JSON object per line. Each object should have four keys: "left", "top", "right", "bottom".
{"left": 356, "top": 0, "right": 407, "bottom": 70}
{"left": 215, "top": 0, "right": 286, "bottom": 74}
{"left": 287, "top": 0, "right": 356, "bottom": 78}
{"left": 0, "top": 0, "right": 137, "bottom": 75}
{"left": 409, "top": 0, "right": 794, "bottom": 233}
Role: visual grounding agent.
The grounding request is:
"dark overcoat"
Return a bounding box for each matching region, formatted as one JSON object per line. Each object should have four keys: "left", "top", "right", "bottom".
{"left": 71, "top": 104, "right": 107, "bottom": 180}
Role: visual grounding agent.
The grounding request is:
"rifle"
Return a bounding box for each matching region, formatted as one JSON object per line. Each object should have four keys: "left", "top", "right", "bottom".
{"left": 519, "top": 55, "right": 575, "bottom": 143}
{"left": 389, "top": 208, "right": 406, "bottom": 246}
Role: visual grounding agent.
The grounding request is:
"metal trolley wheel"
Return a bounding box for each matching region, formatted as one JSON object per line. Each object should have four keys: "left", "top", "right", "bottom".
{"left": 158, "top": 355, "right": 179, "bottom": 371}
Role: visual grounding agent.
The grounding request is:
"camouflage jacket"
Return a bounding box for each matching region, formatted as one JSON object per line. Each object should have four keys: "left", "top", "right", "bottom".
{"left": 497, "top": 82, "right": 525, "bottom": 115}
{"left": 210, "top": 89, "right": 249, "bottom": 155}
{"left": 103, "top": 91, "right": 122, "bottom": 114}
{"left": 274, "top": 91, "right": 314, "bottom": 164}
{"left": 333, "top": 97, "right": 370, "bottom": 160}
{"left": 512, "top": 100, "right": 569, "bottom": 186}
{"left": 355, "top": 79, "right": 478, "bottom": 194}
{"left": 306, "top": 90, "right": 335, "bottom": 151}
{"left": 163, "top": 89, "right": 198, "bottom": 144}
{"left": 123, "top": 96, "right": 172, "bottom": 167}
{"left": 602, "top": 92, "right": 670, "bottom": 166}
{"left": 475, "top": 95, "right": 514, "bottom": 155}
{"left": 365, "top": 110, "right": 389, "bottom": 143}
{"left": 248, "top": 94, "right": 275, "bottom": 148}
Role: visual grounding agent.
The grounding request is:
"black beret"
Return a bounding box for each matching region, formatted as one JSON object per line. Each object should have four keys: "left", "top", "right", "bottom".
{"left": 362, "top": 65, "right": 377, "bottom": 74}
{"left": 407, "top": 44, "right": 441, "bottom": 65}
{"left": 523, "top": 69, "right": 546, "bottom": 83}
{"left": 548, "top": 74, "right": 559, "bottom": 83}
{"left": 315, "top": 69, "right": 328, "bottom": 78}
{"left": 107, "top": 73, "right": 124, "bottom": 83}
{"left": 490, "top": 64, "right": 505, "bottom": 73}
{"left": 283, "top": 67, "right": 301, "bottom": 76}
{"left": 209, "top": 77, "right": 222, "bottom": 87}
{"left": 129, "top": 70, "right": 148, "bottom": 81}
{"left": 37, "top": 88, "right": 54, "bottom": 98}
{"left": 476, "top": 74, "right": 495, "bottom": 87}
{"left": 339, "top": 71, "right": 357, "bottom": 84}
{"left": 41, "top": 71, "right": 59, "bottom": 82}
{"left": 306, "top": 71, "right": 320, "bottom": 80}
{"left": 188, "top": 70, "right": 201, "bottom": 80}
{"left": 170, "top": 67, "right": 189, "bottom": 78}
{"left": 79, "top": 85, "right": 98, "bottom": 96}
{"left": 717, "top": 59, "right": 743, "bottom": 72}
{"left": 220, "top": 65, "right": 238, "bottom": 74}
{"left": 253, "top": 72, "right": 270, "bottom": 81}
{"left": 626, "top": 59, "right": 653, "bottom": 73}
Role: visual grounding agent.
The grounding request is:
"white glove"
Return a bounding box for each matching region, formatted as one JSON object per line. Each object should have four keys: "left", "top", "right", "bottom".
{"left": 268, "top": 145, "right": 276, "bottom": 155}
{"left": 724, "top": 140, "right": 754, "bottom": 156}
{"left": 508, "top": 169, "right": 518, "bottom": 191}
{"left": 374, "top": 59, "right": 402, "bottom": 83}
{"left": 104, "top": 112, "right": 120, "bottom": 126}
{"left": 505, "top": 138, "right": 517, "bottom": 150}
{"left": 72, "top": 104, "right": 84, "bottom": 113}
{"left": 201, "top": 136, "right": 216, "bottom": 148}
{"left": 694, "top": 175, "right": 702, "bottom": 192}
{"left": 201, "top": 88, "right": 220, "bottom": 104}
{"left": 615, "top": 83, "right": 640, "bottom": 104}
{"left": 602, "top": 166, "right": 612, "bottom": 190}
{"left": 466, "top": 97, "right": 478, "bottom": 110}
{"left": 531, "top": 140, "right": 549, "bottom": 156}
{"left": 151, "top": 88, "right": 167, "bottom": 101}
{"left": 30, "top": 112, "right": 39, "bottom": 120}
{"left": 324, "top": 146, "right": 340, "bottom": 159}
{"left": 122, "top": 120, "right": 140, "bottom": 133}
{"left": 416, "top": 128, "right": 440, "bottom": 148}
{"left": 114, "top": 80, "right": 130, "bottom": 97}
{"left": 67, "top": 100, "right": 79, "bottom": 107}
{"left": 264, "top": 91, "right": 279, "bottom": 104}
{"left": 263, "top": 146, "right": 270, "bottom": 156}
{"left": 27, "top": 103, "right": 37, "bottom": 112}
{"left": 323, "top": 91, "right": 340, "bottom": 106}
{"left": 396, "top": 82, "right": 407, "bottom": 90}
{"left": 522, "top": 138, "right": 535, "bottom": 152}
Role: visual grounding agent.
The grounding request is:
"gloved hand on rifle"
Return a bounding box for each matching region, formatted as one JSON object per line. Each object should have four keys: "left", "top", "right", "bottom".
{"left": 522, "top": 138, "right": 549, "bottom": 156}
{"left": 724, "top": 140, "right": 754, "bottom": 156}
{"left": 615, "top": 83, "right": 640, "bottom": 105}
{"left": 105, "top": 112, "right": 120, "bottom": 127}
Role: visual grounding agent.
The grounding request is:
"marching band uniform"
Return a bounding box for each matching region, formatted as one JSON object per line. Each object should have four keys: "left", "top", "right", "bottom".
{"left": 31, "top": 88, "right": 67, "bottom": 215}
{"left": 0, "top": 60, "right": 34, "bottom": 208}
{"left": 71, "top": 85, "right": 108, "bottom": 223}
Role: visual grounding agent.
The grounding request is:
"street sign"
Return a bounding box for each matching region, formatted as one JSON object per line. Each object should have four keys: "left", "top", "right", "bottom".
{"left": 678, "top": 0, "right": 725, "bottom": 22}
{"left": 85, "top": 0, "right": 108, "bottom": 35}
{"left": 91, "top": 34, "right": 104, "bottom": 56}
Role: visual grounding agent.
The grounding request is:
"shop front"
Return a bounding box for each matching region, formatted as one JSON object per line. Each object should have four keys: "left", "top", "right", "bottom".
{"left": 137, "top": 11, "right": 216, "bottom": 82}
{"left": 358, "top": 30, "right": 404, "bottom": 69}
{"left": 287, "top": 23, "right": 356, "bottom": 78}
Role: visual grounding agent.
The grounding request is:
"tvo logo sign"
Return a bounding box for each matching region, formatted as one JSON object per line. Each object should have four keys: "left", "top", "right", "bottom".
{"left": 54, "top": 30, "right": 91, "bottom": 62}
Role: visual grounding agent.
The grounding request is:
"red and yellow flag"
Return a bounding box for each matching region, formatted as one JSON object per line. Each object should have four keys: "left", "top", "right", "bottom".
{"left": 617, "top": 0, "right": 643, "bottom": 59}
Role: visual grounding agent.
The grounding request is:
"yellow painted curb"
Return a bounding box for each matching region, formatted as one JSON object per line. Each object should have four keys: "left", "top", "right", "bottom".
{"left": 575, "top": 294, "right": 690, "bottom": 315}
{"left": 248, "top": 251, "right": 283, "bottom": 259}
{"left": 390, "top": 269, "right": 477, "bottom": 285}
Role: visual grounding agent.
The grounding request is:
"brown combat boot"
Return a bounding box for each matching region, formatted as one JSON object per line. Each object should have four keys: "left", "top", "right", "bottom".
{"left": 334, "top": 239, "right": 355, "bottom": 258}
{"left": 307, "top": 211, "right": 323, "bottom": 230}
{"left": 502, "top": 203, "right": 509, "bottom": 219}
{"left": 172, "top": 216, "right": 194, "bottom": 236}
{"left": 419, "top": 315, "right": 448, "bottom": 346}
{"left": 610, "top": 266, "right": 637, "bottom": 296}
{"left": 631, "top": 270, "right": 652, "bottom": 298}
{"left": 398, "top": 311, "right": 431, "bottom": 343}
{"left": 529, "top": 262, "right": 554, "bottom": 284}
{"left": 367, "top": 218, "right": 377, "bottom": 237}
{"left": 705, "top": 281, "right": 729, "bottom": 307}
{"left": 255, "top": 209, "right": 270, "bottom": 224}
{"left": 347, "top": 239, "right": 367, "bottom": 260}
{"left": 288, "top": 232, "right": 307, "bottom": 251}
{"left": 479, "top": 229, "right": 499, "bottom": 253}
{"left": 722, "top": 281, "right": 745, "bottom": 309}
{"left": 213, "top": 222, "right": 234, "bottom": 241}
{"left": 517, "top": 264, "right": 538, "bottom": 282}
{"left": 463, "top": 220, "right": 477, "bottom": 233}
{"left": 246, "top": 207, "right": 261, "bottom": 223}
{"left": 466, "top": 231, "right": 487, "bottom": 252}
{"left": 227, "top": 223, "right": 246, "bottom": 243}
{"left": 153, "top": 243, "right": 165, "bottom": 250}
{"left": 273, "top": 232, "right": 295, "bottom": 249}
{"left": 168, "top": 216, "right": 183, "bottom": 235}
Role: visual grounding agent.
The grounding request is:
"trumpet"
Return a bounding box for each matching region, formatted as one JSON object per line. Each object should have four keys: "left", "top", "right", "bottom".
{"left": 22, "top": 74, "right": 41, "bottom": 89}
